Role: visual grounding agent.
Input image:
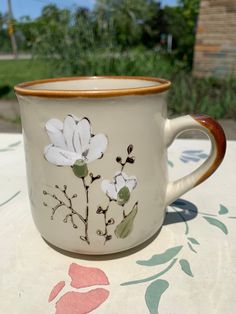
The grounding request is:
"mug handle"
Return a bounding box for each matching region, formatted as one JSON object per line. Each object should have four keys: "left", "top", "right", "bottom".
{"left": 165, "top": 114, "right": 226, "bottom": 206}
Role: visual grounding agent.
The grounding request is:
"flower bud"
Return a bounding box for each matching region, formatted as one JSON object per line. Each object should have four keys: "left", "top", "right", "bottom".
{"left": 105, "top": 235, "right": 112, "bottom": 241}
{"left": 116, "top": 156, "right": 122, "bottom": 163}
{"left": 127, "top": 144, "right": 133, "bottom": 155}
{"left": 107, "top": 218, "right": 115, "bottom": 225}
{"left": 72, "top": 159, "right": 88, "bottom": 178}
{"left": 126, "top": 156, "right": 135, "bottom": 164}
{"left": 96, "top": 206, "right": 103, "bottom": 214}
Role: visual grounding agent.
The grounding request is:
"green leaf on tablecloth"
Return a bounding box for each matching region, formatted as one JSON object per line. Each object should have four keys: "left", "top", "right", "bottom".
{"left": 203, "top": 216, "right": 228, "bottom": 234}
{"left": 121, "top": 259, "right": 177, "bottom": 286}
{"left": 115, "top": 202, "right": 138, "bottom": 238}
{"left": 179, "top": 259, "right": 194, "bottom": 277}
{"left": 0, "top": 191, "right": 20, "bottom": 207}
{"left": 137, "top": 246, "right": 183, "bottom": 266}
{"left": 218, "top": 204, "right": 229, "bottom": 215}
{"left": 188, "top": 242, "right": 197, "bottom": 253}
{"left": 145, "top": 279, "right": 169, "bottom": 314}
{"left": 168, "top": 160, "right": 174, "bottom": 167}
{"left": 8, "top": 141, "right": 21, "bottom": 147}
{"left": 187, "top": 237, "right": 200, "bottom": 245}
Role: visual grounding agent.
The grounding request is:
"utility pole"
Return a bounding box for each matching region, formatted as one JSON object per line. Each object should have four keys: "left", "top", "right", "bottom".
{"left": 167, "top": 34, "right": 173, "bottom": 53}
{"left": 7, "top": 0, "right": 18, "bottom": 59}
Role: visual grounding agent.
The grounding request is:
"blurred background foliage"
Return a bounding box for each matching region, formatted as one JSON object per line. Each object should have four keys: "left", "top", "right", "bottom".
{"left": 0, "top": 0, "right": 236, "bottom": 118}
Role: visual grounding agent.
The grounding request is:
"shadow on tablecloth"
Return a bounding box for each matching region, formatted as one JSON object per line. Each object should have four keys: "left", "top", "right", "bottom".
{"left": 164, "top": 198, "right": 198, "bottom": 225}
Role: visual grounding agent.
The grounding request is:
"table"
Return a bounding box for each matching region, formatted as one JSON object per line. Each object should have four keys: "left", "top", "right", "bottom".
{"left": 1, "top": 134, "right": 235, "bottom": 314}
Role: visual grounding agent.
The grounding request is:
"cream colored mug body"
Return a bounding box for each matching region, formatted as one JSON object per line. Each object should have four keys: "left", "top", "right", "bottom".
{"left": 15, "top": 76, "right": 226, "bottom": 254}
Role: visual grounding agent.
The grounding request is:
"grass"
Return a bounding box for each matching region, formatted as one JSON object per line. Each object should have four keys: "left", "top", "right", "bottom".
{"left": 48, "top": 50, "right": 181, "bottom": 78}
{"left": 0, "top": 59, "right": 54, "bottom": 99}
{"left": 169, "top": 74, "right": 236, "bottom": 119}
{"left": 0, "top": 53, "right": 236, "bottom": 119}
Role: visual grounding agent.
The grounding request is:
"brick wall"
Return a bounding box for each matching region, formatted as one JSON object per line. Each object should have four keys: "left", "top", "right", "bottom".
{"left": 193, "top": 0, "right": 236, "bottom": 77}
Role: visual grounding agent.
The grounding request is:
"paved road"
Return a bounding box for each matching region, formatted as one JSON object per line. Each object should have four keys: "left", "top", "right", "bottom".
{"left": 0, "top": 100, "right": 236, "bottom": 139}
{"left": 0, "top": 54, "right": 31, "bottom": 60}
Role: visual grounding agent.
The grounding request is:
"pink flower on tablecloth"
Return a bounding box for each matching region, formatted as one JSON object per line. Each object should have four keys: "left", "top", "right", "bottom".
{"left": 48, "top": 263, "right": 110, "bottom": 314}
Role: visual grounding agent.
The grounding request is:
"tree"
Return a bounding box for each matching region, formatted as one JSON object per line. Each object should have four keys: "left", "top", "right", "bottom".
{"left": 94, "top": 0, "right": 160, "bottom": 48}
{"left": 161, "top": 0, "right": 200, "bottom": 66}
{"left": 15, "top": 16, "right": 36, "bottom": 51}
{"left": 0, "top": 12, "right": 11, "bottom": 52}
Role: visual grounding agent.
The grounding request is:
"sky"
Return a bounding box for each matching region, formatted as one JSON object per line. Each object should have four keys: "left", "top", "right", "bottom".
{"left": 1, "top": 0, "right": 177, "bottom": 20}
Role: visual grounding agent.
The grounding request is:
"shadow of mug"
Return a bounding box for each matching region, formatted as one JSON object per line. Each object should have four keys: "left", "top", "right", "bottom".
{"left": 164, "top": 198, "right": 198, "bottom": 226}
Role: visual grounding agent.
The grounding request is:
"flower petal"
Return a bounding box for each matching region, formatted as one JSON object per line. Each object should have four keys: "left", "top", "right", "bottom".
{"left": 126, "top": 176, "right": 137, "bottom": 192}
{"left": 73, "top": 118, "right": 91, "bottom": 155}
{"left": 44, "top": 144, "right": 78, "bottom": 166}
{"left": 63, "top": 115, "right": 79, "bottom": 152}
{"left": 45, "top": 119, "right": 66, "bottom": 149}
{"left": 101, "top": 180, "right": 117, "bottom": 200}
{"left": 48, "top": 281, "right": 65, "bottom": 302}
{"left": 114, "top": 172, "right": 126, "bottom": 192}
{"left": 55, "top": 289, "right": 109, "bottom": 314}
{"left": 68, "top": 263, "right": 109, "bottom": 289}
{"left": 86, "top": 133, "right": 108, "bottom": 163}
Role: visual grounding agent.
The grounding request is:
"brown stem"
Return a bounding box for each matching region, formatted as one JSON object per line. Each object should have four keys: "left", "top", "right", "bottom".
{"left": 44, "top": 188, "right": 85, "bottom": 229}
{"left": 71, "top": 209, "right": 85, "bottom": 224}
{"left": 82, "top": 178, "right": 90, "bottom": 245}
{"left": 121, "top": 163, "right": 126, "bottom": 172}
{"left": 120, "top": 157, "right": 131, "bottom": 172}
{"left": 96, "top": 201, "right": 114, "bottom": 244}
{"left": 103, "top": 201, "right": 111, "bottom": 237}
{"left": 89, "top": 173, "right": 101, "bottom": 184}
{"left": 51, "top": 203, "right": 64, "bottom": 220}
{"left": 63, "top": 188, "right": 72, "bottom": 208}
{"left": 103, "top": 210, "right": 108, "bottom": 236}
{"left": 123, "top": 207, "right": 126, "bottom": 218}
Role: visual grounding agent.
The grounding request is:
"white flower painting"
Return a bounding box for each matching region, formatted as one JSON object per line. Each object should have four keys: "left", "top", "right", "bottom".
{"left": 44, "top": 114, "right": 108, "bottom": 166}
{"left": 101, "top": 172, "right": 137, "bottom": 204}
{"left": 43, "top": 114, "right": 138, "bottom": 244}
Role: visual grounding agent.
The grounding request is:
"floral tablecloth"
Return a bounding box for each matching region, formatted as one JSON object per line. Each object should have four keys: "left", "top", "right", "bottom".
{"left": 1, "top": 133, "right": 236, "bottom": 314}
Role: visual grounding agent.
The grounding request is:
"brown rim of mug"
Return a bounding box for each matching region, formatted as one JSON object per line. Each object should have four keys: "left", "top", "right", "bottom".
{"left": 14, "top": 76, "right": 171, "bottom": 98}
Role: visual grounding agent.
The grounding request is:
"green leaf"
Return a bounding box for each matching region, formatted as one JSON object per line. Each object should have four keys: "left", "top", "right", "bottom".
{"left": 117, "top": 186, "right": 130, "bottom": 206}
{"left": 179, "top": 259, "right": 194, "bottom": 277}
{"left": 0, "top": 191, "right": 20, "bottom": 207}
{"left": 187, "top": 237, "right": 200, "bottom": 245}
{"left": 114, "top": 202, "right": 138, "bottom": 239}
{"left": 218, "top": 204, "right": 229, "bottom": 215}
{"left": 203, "top": 216, "right": 228, "bottom": 235}
{"left": 137, "top": 246, "right": 183, "bottom": 266}
{"left": 121, "top": 259, "right": 177, "bottom": 286}
{"left": 72, "top": 159, "right": 88, "bottom": 178}
{"left": 8, "top": 141, "right": 21, "bottom": 147}
{"left": 145, "top": 279, "right": 169, "bottom": 314}
{"left": 188, "top": 242, "right": 197, "bottom": 253}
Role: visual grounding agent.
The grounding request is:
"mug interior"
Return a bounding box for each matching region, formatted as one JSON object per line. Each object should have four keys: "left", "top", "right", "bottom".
{"left": 29, "top": 78, "right": 160, "bottom": 91}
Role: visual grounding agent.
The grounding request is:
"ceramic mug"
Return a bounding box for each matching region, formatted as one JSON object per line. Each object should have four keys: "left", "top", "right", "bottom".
{"left": 15, "top": 76, "right": 226, "bottom": 255}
